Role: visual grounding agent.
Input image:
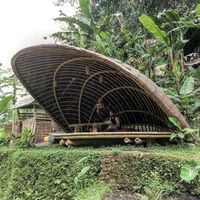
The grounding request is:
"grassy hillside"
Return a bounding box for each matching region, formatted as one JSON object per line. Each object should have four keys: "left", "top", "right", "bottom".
{"left": 0, "top": 146, "right": 199, "bottom": 199}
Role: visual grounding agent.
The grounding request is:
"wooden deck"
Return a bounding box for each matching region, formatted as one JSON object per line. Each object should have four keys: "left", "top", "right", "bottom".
{"left": 51, "top": 131, "right": 172, "bottom": 140}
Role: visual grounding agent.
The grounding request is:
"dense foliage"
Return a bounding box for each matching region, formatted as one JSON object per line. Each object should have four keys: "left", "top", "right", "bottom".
{"left": 0, "top": 147, "right": 199, "bottom": 199}
{"left": 0, "top": 66, "right": 27, "bottom": 128}
{"left": 0, "top": 148, "right": 102, "bottom": 200}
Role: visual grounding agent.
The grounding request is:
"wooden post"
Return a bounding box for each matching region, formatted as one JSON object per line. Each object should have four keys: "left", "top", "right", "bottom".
{"left": 32, "top": 104, "right": 37, "bottom": 144}
{"left": 135, "top": 138, "right": 143, "bottom": 144}
{"left": 60, "top": 139, "right": 66, "bottom": 146}
{"left": 74, "top": 124, "right": 81, "bottom": 132}
{"left": 124, "top": 138, "right": 134, "bottom": 144}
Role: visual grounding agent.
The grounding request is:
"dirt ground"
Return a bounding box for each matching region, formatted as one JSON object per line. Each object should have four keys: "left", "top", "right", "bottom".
{"left": 103, "top": 191, "right": 140, "bottom": 200}
{"left": 103, "top": 191, "right": 200, "bottom": 200}
{"left": 166, "top": 193, "right": 200, "bottom": 200}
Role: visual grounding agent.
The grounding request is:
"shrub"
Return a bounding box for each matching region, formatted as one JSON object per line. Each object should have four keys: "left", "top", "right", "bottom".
{"left": 0, "top": 147, "right": 199, "bottom": 199}
{"left": 0, "top": 131, "right": 7, "bottom": 146}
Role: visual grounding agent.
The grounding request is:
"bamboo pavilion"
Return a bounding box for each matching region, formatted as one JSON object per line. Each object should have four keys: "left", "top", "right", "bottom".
{"left": 11, "top": 45, "right": 189, "bottom": 145}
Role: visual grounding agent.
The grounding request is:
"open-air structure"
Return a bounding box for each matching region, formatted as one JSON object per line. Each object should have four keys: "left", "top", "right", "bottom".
{"left": 11, "top": 44, "right": 189, "bottom": 146}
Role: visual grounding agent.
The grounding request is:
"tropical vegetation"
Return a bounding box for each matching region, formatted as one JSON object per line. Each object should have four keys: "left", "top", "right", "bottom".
{"left": 0, "top": 146, "right": 200, "bottom": 199}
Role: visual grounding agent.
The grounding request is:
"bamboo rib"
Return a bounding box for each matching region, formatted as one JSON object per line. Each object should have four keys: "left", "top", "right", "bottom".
{"left": 87, "top": 86, "right": 165, "bottom": 126}
{"left": 78, "top": 70, "right": 118, "bottom": 123}
{"left": 53, "top": 57, "right": 91, "bottom": 131}
{"left": 59, "top": 63, "right": 139, "bottom": 123}
{"left": 56, "top": 61, "right": 133, "bottom": 123}
{"left": 34, "top": 58, "right": 162, "bottom": 126}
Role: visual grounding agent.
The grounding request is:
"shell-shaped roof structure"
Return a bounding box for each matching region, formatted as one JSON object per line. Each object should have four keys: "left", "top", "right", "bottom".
{"left": 11, "top": 44, "right": 189, "bottom": 132}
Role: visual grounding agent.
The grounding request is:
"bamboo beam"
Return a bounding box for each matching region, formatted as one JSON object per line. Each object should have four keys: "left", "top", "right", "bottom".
{"left": 52, "top": 131, "right": 171, "bottom": 140}
{"left": 56, "top": 135, "right": 170, "bottom": 139}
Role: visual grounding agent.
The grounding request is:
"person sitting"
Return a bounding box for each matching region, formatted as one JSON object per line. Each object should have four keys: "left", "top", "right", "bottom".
{"left": 95, "top": 99, "right": 104, "bottom": 114}
{"left": 105, "top": 110, "right": 121, "bottom": 132}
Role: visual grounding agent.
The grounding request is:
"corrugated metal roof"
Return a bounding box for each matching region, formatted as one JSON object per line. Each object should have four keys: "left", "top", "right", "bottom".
{"left": 13, "top": 95, "right": 36, "bottom": 109}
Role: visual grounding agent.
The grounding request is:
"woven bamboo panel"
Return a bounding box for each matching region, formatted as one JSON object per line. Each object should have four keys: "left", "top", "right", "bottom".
{"left": 22, "top": 118, "right": 34, "bottom": 131}
{"left": 3, "top": 123, "right": 12, "bottom": 134}
{"left": 11, "top": 121, "right": 22, "bottom": 136}
{"left": 22, "top": 118, "right": 52, "bottom": 135}
{"left": 11, "top": 44, "right": 189, "bottom": 133}
{"left": 35, "top": 119, "right": 52, "bottom": 135}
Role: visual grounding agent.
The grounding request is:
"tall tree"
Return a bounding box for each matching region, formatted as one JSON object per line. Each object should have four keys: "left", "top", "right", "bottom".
{"left": 0, "top": 65, "right": 27, "bottom": 127}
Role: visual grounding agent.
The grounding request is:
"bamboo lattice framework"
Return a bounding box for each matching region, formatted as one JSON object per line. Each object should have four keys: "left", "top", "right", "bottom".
{"left": 11, "top": 44, "right": 189, "bottom": 132}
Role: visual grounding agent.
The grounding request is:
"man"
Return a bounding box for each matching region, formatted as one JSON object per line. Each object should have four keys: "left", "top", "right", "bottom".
{"left": 105, "top": 110, "right": 121, "bottom": 132}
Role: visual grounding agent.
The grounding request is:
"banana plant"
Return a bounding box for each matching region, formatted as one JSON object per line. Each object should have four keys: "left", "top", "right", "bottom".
{"left": 139, "top": 4, "right": 200, "bottom": 91}
{"left": 0, "top": 96, "right": 13, "bottom": 128}
{"left": 169, "top": 117, "right": 199, "bottom": 146}
{"left": 52, "top": 0, "right": 120, "bottom": 58}
{"left": 0, "top": 65, "right": 27, "bottom": 127}
{"left": 0, "top": 96, "right": 12, "bottom": 114}
{"left": 179, "top": 76, "right": 199, "bottom": 115}
{"left": 165, "top": 75, "right": 200, "bottom": 122}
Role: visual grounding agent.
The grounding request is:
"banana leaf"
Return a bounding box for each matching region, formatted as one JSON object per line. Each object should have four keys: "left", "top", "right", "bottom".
{"left": 0, "top": 96, "right": 12, "bottom": 113}
{"left": 180, "top": 76, "right": 194, "bottom": 96}
{"left": 139, "top": 14, "right": 169, "bottom": 45}
{"left": 195, "top": 4, "right": 200, "bottom": 16}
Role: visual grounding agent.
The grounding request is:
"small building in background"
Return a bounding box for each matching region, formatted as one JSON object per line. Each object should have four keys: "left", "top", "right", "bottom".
{"left": 183, "top": 28, "right": 200, "bottom": 67}
{"left": 4, "top": 95, "right": 61, "bottom": 143}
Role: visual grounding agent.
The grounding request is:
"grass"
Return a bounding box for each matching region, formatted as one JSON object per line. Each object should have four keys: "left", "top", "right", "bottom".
{"left": 2, "top": 144, "right": 199, "bottom": 162}
{"left": 35, "top": 144, "right": 200, "bottom": 162}
{"left": 0, "top": 145, "right": 200, "bottom": 199}
{"left": 74, "top": 182, "right": 111, "bottom": 200}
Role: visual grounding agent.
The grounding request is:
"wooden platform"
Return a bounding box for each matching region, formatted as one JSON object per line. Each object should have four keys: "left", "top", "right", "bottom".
{"left": 51, "top": 131, "right": 172, "bottom": 140}
{"left": 49, "top": 131, "right": 172, "bottom": 146}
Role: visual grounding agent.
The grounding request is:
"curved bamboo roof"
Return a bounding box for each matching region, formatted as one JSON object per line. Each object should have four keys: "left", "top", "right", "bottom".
{"left": 11, "top": 44, "right": 189, "bottom": 132}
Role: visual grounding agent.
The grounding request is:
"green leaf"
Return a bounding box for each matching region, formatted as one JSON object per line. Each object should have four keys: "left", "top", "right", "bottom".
{"left": 55, "top": 16, "right": 93, "bottom": 33}
{"left": 54, "top": 179, "right": 62, "bottom": 184}
{"left": 195, "top": 4, "right": 200, "bottom": 16}
{"left": 170, "top": 133, "right": 177, "bottom": 140}
{"left": 77, "top": 156, "right": 89, "bottom": 163}
{"left": 78, "top": 166, "right": 90, "bottom": 178}
{"left": 178, "top": 132, "right": 184, "bottom": 139}
{"left": 181, "top": 21, "right": 200, "bottom": 28}
{"left": 164, "top": 10, "right": 180, "bottom": 22}
{"left": 139, "top": 14, "right": 169, "bottom": 45}
{"left": 196, "top": 165, "right": 200, "bottom": 170}
{"left": 180, "top": 163, "right": 200, "bottom": 183}
{"left": 175, "top": 40, "right": 188, "bottom": 51}
{"left": 168, "top": 117, "right": 182, "bottom": 130}
{"left": 0, "top": 96, "right": 12, "bottom": 113}
{"left": 95, "top": 34, "right": 108, "bottom": 55}
{"left": 79, "top": 0, "right": 92, "bottom": 19}
{"left": 74, "top": 166, "right": 91, "bottom": 184}
{"left": 190, "top": 102, "right": 200, "bottom": 114}
{"left": 99, "top": 31, "right": 108, "bottom": 40}
{"left": 183, "top": 128, "right": 199, "bottom": 134}
{"left": 180, "top": 76, "right": 194, "bottom": 96}
{"left": 191, "top": 87, "right": 200, "bottom": 96}
{"left": 196, "top": 68, "right": 200, "bottom": 80}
